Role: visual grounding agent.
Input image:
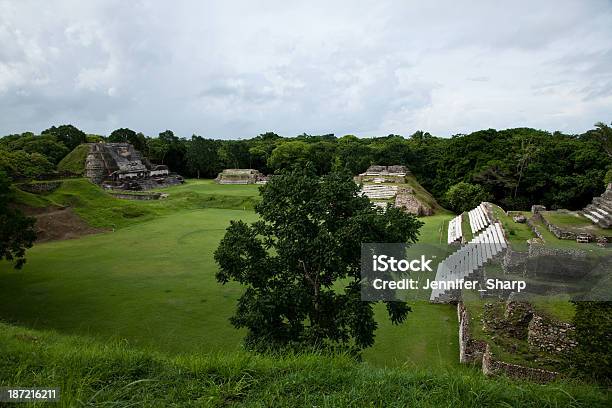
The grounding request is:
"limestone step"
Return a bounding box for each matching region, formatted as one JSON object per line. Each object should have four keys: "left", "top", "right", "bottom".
{"left": 592, "top": 198, "right": 612, "bottom": 213}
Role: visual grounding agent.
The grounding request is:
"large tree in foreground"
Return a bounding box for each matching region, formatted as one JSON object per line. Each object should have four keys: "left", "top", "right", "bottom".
{"left": 215, "top": 166, "right": 423, "bottom": 352}
{"left": 0, "top": 171, "right": 36, "bottom": 270}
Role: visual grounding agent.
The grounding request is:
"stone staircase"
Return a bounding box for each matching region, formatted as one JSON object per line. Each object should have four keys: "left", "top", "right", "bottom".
{"left": 582, "top": 184, "right": 612, "bottom": 229}
{"left": 430, "top": 219, "right": 507, "bottom": 303}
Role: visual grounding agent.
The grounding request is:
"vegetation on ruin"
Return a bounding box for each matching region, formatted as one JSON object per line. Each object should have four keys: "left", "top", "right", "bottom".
{"left": 0, "top": 321, "right": 609, "bottom": 407}
{"left": 56, "top": 144, "right": 90, "bottom": 175}
{"left": 462, "top": 298, "right": 575, "bottom": 373}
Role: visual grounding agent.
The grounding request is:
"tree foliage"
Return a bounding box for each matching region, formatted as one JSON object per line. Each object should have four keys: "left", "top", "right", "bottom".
{"left": 569, "top": 301, "right": 612, "bottom": 383}
{"left": 41, "top": 124, "right": 86, "bottom": 151}
{"left": 186, "top": 136, "right": 221, "bottom": 178}
{"left": 0, "top": 171, "right": 37, "bottom": 270}
{"left": 2, "top": 122, "right": 610, "bottom": 211}
{"left": 214, "top": 166, "right": 422, "bottom": 352}
{"left": 108, "top": 128, "right": 148, "bottom": 153}
{"left": 0, "top": 148, "right": 55, "bottom": 179}
{"left": 444, "top": 182, "right": 491, "bottom": 213}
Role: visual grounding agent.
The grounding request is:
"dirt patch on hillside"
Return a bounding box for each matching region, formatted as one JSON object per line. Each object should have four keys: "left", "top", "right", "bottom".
{"left": 20, "top": 206, "right": 106, "bottom": 242}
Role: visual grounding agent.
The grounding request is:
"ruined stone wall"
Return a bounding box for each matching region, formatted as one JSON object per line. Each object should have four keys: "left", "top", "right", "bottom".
{"left": 526, "top": 216, "right": 545, "bottom": 241}
{"left": 394, "top": 187, "right": 433, "bottom": 216}
{"left": 526, "top": 241, "right": 590, "bottom": 281}
{"left": 17, "top": 181, "right": 61, "bottom": 194}
{"left": 460, "top": 301, "right": 575, "bottom": 383}
{"left": 457, "top": 302, "right": 487, "bottom": 364}
{"left": 482, "top": 344, "right": 558, "bottom": 383}
{"left": 527, "top": 314, "right": 577, "bottom": 353}
{"left": 501, "top": 246, "right": 529, "bottom": 275}
{"left": 108, "top": 192, "right": 165, "bottom": 201}
{"left": 528, "top": 242, "right": 586, "bottom": 259}
{"left": 539, "top": 214, "right": 578, "bottom": 240}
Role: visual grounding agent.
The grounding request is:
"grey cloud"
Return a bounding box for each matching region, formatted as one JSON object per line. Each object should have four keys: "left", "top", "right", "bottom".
{"left": 0, "top": 0, "right": 611, "bottom": 138}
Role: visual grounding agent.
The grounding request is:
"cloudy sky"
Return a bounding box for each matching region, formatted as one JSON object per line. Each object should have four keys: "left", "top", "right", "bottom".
{"left": 1, "top": 0, "right": 611, "bottom": 139}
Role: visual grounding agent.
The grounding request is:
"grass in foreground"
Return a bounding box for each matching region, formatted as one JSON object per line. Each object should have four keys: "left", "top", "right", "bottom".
{"left": 0, "top": 322, "right": 608, "bottom": 407}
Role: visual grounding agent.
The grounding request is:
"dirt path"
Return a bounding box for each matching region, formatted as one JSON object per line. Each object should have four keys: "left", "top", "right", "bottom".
{"left": 21, "top": 206, "right": 107, "bottom": 243}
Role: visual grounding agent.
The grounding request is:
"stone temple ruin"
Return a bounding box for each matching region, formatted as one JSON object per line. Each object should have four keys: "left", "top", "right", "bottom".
{"left": 215, "top": 169, "right": 268, "bottom": 184}
{"left": 355, "top": 165, "right": 434, "bottom": 216}
{"left": 582, "top": 183, "right": 612, "bottom": 229}
{"left": 85, "top": 143, "right": 184, "bottom": 190}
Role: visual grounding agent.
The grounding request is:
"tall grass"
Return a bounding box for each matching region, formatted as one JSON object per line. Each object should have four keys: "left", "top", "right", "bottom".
{"left": 0, "top": 322, "right": 608, "bottom": 407}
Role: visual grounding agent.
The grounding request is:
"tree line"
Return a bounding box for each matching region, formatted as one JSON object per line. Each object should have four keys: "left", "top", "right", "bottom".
{"left": 1, "top": 122, "right": 611, "bottom": 211}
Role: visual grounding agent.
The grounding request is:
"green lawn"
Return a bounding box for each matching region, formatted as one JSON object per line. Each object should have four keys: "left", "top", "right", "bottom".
{"left": 155, "top": 179, "right": 262, "bottom": 196}
{"left": 491, "top": 206, "right": 535, "bottom": 251}
{"left": 1, "top": 182, "right": 460, "bottom": 368}
{"left": 0, "top": 209, "right": 256, "bottom": 355}
{"left": 542, "top": 211, "right": 611, "bottom": 237}
{"left": 13, "top": 178, "right": 261, "bottom": 229}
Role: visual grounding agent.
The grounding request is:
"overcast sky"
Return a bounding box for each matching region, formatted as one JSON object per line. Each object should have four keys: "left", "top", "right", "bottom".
{"left": 1, "top": 1, "right": 611, "bottom": 139}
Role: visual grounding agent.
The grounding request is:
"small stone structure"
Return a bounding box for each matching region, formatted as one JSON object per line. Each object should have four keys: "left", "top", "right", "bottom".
{"left": 354, "top": 165, "right": 408, "bottom": 184}
{"left": 85, "top": 143, "right": 183, "bottom": 190}
{"left": 458, "top": 301, "right": 572, "bottom": 383}
{"left": 214, "top": 169, "right": 268, "bottom": 184}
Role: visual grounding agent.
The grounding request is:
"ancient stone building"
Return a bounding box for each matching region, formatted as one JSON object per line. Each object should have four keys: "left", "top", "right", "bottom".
{"left": 355, "top": 165, "right": 434, "bottom": 215}
{"left": 85, "top": 143, "right": 183, "bottom": 190}
{"left": 214, "top": 169, "right": 268, "bottom": 184}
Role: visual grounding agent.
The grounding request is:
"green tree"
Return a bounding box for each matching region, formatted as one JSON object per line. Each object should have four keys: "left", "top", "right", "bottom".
{"left": 108, "top": 128, "right": 148, "bottom": 153}
{"left": 186, "top": 136, "right": 220, "bottom": 178}
{"left": 0, "top": 171, "right": 37, "bottom": 269}
{"left": 41, "top": 124, "right": 86, "bottom": 151}
{"left": 569, "top": 301, "right": 612, "bottom": 383}
{"left": 604, "top": 168, "right": 612, "bottom": 186}
{"left": 444, "top": 182, "right": 491, "bottom": 213}
{"left": 214, "top": 167, "right": 422, "bottom": 352}
{"left": 335, "top": 135, "right": 373, "bottom": 175}
{"left": 592, "top": 121, "right": 612, "bottom": 159}
{"left": 218, "top": 140, "right": 250, "bottom": 169}
{"left": 267, "top": 141, "right": 309, "bottom": 172}
{"left": 0, "top": 133, "right": 69, "bottom": 164}
{"left": 147, "top": 138, "right": 170, "bottom": 165}
{"left": 0, "top": 149, "right": 55, "bottom": 179}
